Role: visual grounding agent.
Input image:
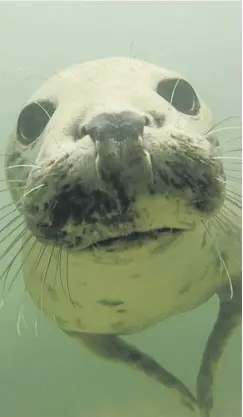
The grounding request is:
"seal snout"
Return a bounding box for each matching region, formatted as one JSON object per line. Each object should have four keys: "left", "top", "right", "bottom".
{"left": 82, "top": 110, "right": 153, "bottom": 188}
{"left": 83, "top": 111, "right": 148, "bottom": 141}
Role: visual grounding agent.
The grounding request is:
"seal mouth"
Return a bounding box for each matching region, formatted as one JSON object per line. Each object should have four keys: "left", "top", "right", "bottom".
{"left": 84, "top": 227, "right": 185, "bottom": 251}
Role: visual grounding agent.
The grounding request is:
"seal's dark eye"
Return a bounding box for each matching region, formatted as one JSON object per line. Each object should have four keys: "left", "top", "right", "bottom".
{"left": 17, "top": 100, "right": 56, "bottom": 145}
{"left": 156, "top": 78, "right": 200, "bottom": 116}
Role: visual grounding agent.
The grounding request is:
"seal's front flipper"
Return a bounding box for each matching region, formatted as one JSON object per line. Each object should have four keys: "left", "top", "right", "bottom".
{"left": 196, "top": 279, "right": 242, "bottom": 417}
{"left": 63, "top": 330, "right": 199, "bottom": 414}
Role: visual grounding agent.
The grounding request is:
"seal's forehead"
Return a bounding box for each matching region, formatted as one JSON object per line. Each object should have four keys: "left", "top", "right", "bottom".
{"left": 27, "top": 57, "right": 182, "bottom": 103}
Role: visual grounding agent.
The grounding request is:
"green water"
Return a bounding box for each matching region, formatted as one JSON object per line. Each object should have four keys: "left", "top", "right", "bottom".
{"left": 0, "top": 2, "right": 241, "bottom": 417}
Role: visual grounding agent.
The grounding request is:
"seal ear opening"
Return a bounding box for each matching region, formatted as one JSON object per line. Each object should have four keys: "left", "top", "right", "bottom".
{"left": 17, "top": 100, "right": 56, "bottom": 145}
{"left": 156, "top": 78, "right": 200, "bottom": 116}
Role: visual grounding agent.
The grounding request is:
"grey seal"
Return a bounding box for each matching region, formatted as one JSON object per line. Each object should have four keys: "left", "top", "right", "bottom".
{"left": 3, "top": 57, "right": 241, "bottom": 416}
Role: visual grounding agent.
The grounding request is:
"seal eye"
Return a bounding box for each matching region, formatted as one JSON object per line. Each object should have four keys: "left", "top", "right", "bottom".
{"left": 156, "top": 78, "right": 200, "bottom": 116}
{"left": 17, "top": 100, "right": 56, "bottom": 145}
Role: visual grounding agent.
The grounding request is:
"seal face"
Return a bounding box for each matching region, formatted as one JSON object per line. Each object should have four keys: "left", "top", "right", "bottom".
{"left": 7, "top": 58, "right": 225, "bottom": 250}
{"left": 4, "top": 57, "right": 232, "bottom": 335}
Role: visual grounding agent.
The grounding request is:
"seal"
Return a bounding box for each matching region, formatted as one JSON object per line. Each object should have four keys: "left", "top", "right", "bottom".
{"left": 3, "top": 57, "right": 241, "bottom": 416}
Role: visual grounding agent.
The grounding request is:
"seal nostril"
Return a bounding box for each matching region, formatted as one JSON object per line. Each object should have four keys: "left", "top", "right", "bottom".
{"left": 144, "top": 115, "right": 150, "bottom": 127}
{"left": 75, "top": 124, "right": 88, "bottom": 140}
{"left": 81, "top": 125, "right": 88, "bottom": 137}
{"left": 148, "top": 111, "right": 166, "bottom": 128}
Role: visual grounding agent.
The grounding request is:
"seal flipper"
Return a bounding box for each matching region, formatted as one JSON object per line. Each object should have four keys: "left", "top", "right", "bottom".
{"left": 62, "top": 330, "right": 199, "bottom": 414}
{"left": 196, "top": 278, "right": 242, "bottom": 417}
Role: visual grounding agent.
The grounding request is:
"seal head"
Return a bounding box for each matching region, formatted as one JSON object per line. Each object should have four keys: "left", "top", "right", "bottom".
{"left": 6, "top": 58, "right": 225, "bottom": 252}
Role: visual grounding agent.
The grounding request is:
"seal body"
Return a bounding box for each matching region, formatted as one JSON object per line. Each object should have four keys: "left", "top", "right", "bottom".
{"left": 4, "top": 57, "right": 241, "bottom": 416}
{"left": 5, "top": 57, "right": 239, "bottom": 335}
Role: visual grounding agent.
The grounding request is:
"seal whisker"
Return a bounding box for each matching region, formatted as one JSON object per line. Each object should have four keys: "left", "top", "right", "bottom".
{"left": 217, "top": 210, "right": 241, "bottom": 233}
{"left": 223, "top": 200, "right": 242, "bottom": 216}
{"left": 30, "top": 245, "right": 47, "bottom": 307}
{"left": 226, "top": 180, "right": 242, "bottom": 190}
{"left": 203, "top": 221, "right": 234, "bottom": 300}
{"left": 58, "top": 247, "right": 73, "bottom": 303}
{"left": 1, "top": 153, "right": 40, "bottom": 167}
{"left": 53, "top": 246, "right": 61, "bottom": 289}
{"left": 225, "top": 196, "right": 242, "bottom": 210}
{"left": 0, "top": 201, "right": 16, "bottom": 212}
{"left": 5, "top": 164, "right": 41, "bottom": 170}
{"left": 0, "top": 179, "right": 26, "bottom": 183}
{"left": 222, "top": 147, "right": 242, "bottom": 153}
{"left": 0, "top": 193, "right": 36, "bottom": 218}
{"left": 0, "top": 209, "right": 21, "bottom": 225}
{"left": 21, "top": 308, "right": 28, "bottom": 329}
{"left": 2, "top": 231, "right": 32, "bottom": 300}
{"left": 33, "top": 100, "right": 52, "bottom": 121}
{"left": 16, "top": 304, "right": 25, "bottom": 336}
{"left": 224, "top": 168, "right": 242, "bottom": 173}
{"left": 213, "top": 156, "right": 242, "bottom": 161}
{"left": 206, "top": 126, "right": 241, "bottom": 136}
{"left": 225, "top": 188, "right": 242, "bottom": 200}
{"left": 204, "top": 116, "right": 241, "bottom": 136}
{"left": 0, "top": 228, "right": 26, "bottom": 263}
{"left": 216, "top": 178, "right": 241, "bottom": 194}
{"left": 0, "top": 186, "right": 26, "bottom": 193}
{"left": 225, "top": 135, "right": 242, "bottom": 144}
{"left": 39, "top": 245, "right": 55, "bottom": 312}
{"left": 25, "top": 243, "right": 46, "bottom": 310}
{"left": 226, "top": 187, "right": 242, "bottom": 196}
{"left": 0, "top": 218, "right": 24, "bottom": 246}
{"left": 20, "top": 243, "right": 46, "bottom": 327}
{"left": 33, "top": 100, "right": 68, "bottom": 156}
{"left": 4, "top": 61, "right": 48, "bottom": 82}
{"left": 224, "top": 174, "right": 241, "bottom": 182}
{"left": 221, "top": 166, "right": 241, "bottom": 172}
{"left": 219, "top": 215, "right": 241, "bottom": 236}
{"left": 225, "top": 193, "right": 241, "bottom": 207}
{"left": 226, "top": 188, "right": 242, "bottom": 200}
{"left": 34, "top": 316, "right": 40, "bottom": 339}
{"left": 223, "top": 162, "right": 242, "bottom": 168}
{"left": 213, "top": 212, "right": 241, "bottom": 243}
{"left": 22, "top": 183, "right": 45, "bottom": 200}
{"left": 225, "top": 199, "right": 241, "bottom": 212}
{"left": 129, "top": 40, "right": 135, "bottom": 60}
{"left": 65, "top": 250, "right": 76, "bottom": 308}
{"left": 212, "top": 214, "right": 232, "bottom": 237}
{"left": 170, "top": 78, "right": 181, "bottom": 106}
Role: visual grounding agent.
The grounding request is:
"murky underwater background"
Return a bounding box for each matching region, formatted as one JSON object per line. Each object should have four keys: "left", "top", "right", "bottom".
{"left": 0, "top": 2, "right": 241, "bottom": 417}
